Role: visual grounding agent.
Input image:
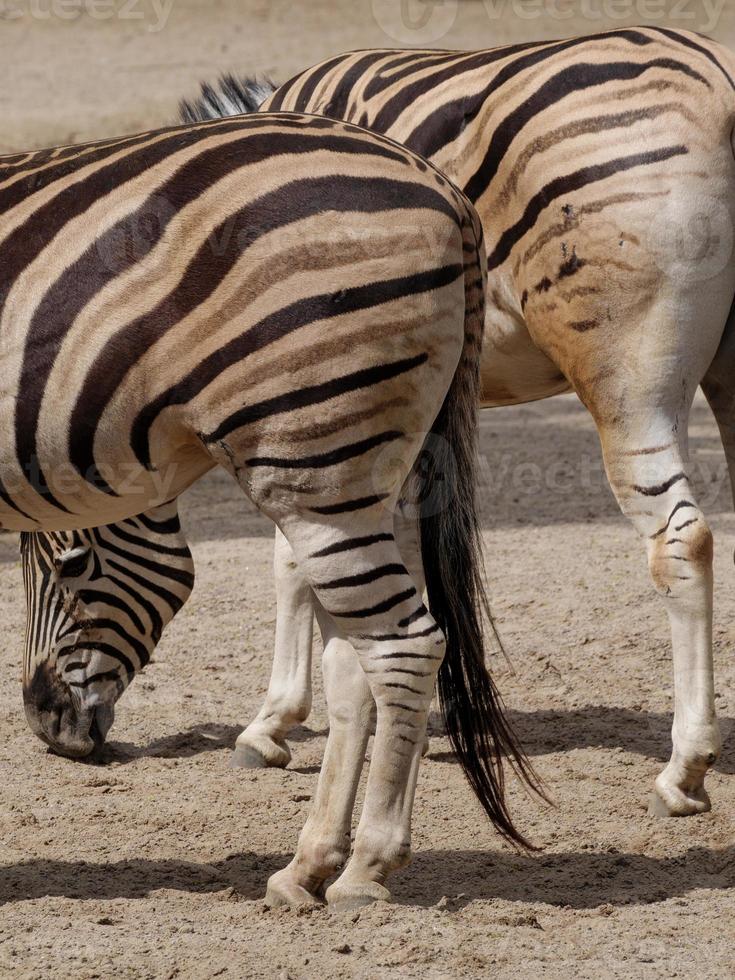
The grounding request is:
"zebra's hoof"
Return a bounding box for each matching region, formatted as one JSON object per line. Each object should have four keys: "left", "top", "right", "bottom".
{"left": 265, "top": 869, "right": 323, "bottom": 908}
{"left": 230, "top": 744, "right": 271, "bottom": 769}
{"left": 325, "top": 879, "right": 391, "bottom": 913}
{"left": 230, "top": 733, "right": 292, "bottom": 769}
{"left": 648, "top": 785, "right": 711, "bottom": 818}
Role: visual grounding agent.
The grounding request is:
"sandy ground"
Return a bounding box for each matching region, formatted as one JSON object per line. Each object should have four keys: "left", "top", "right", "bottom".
{"left": 1, "top": 0, "right": 735, "bottom": 153}
{"left": 1, "top": 397, "right": 735, "bottom": 979}
{"left": 3, "top": 2, "right": 735, "bottom": 978}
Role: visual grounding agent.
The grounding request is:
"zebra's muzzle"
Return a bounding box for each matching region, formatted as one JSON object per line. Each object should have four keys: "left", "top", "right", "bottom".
{"left": 24, "top": 701, "right": 97, "bottom": 758}
{"left": 22, "top": 661, "right": 115, "bottom": 759}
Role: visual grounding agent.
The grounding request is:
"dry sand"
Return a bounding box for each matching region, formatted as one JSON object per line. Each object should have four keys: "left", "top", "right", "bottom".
{"left": 2, "top": 398, "right": 735, "bottom": 979}
{"left": 2, "top": 3, "right": 735, "bottom": 978}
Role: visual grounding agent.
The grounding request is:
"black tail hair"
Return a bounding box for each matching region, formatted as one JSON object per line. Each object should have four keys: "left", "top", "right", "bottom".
{"left": 178, "top": 74, "right": 278, "bottom": 124}
{"left": 702, "top": 306, "right": 735, "bottom": 508}
{"left": 417, "top": 210, "right": 546, "bottom": 849}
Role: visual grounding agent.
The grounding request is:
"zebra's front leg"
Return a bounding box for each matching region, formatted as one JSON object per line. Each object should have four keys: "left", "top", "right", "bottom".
{"left": 232, "top": 529, "right": 314, "bottom": 769}
{"left": 600, "top": 423, "right": 720, "bottom": 816}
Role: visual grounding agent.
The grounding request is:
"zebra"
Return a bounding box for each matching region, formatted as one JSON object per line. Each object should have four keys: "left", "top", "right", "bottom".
{"left": 176, "top": 26, "right": 735, "bottom": 820}
{"left": 21, "top": 501, "right": 194, "bottom": 757}
{"left": 9, "top": 109, "right": 539, "bottom": 908}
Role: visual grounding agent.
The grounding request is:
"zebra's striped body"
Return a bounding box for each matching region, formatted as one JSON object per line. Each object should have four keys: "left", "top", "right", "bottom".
{"left": 3, "top": 112, "right": 471, "bottom": 530}
{"left": 9, "top": 111, "right": 536, "bottom": 907}
{"left": 259, "top": 28, "right": 735, "bottom": 410}
{"left": 180, "top": 27, "right": 735, "bottom": 818}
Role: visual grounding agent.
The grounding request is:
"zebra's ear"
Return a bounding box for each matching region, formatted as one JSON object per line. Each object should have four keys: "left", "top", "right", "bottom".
{"left": 55, "top": 545, "right": 91, "bottom": 579}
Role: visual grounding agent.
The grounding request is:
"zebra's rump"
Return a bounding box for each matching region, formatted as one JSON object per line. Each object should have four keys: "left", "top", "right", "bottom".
{"left": 0, "top": 112, "right": 481, "bottom": 531}
{"left": 259, "top": 27, "right": 735, "bottom": 406}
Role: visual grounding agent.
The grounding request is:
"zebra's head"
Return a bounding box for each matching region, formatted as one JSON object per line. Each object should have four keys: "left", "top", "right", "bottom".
{"left": 20, "top": 502, "right": 194, "bottom": 758}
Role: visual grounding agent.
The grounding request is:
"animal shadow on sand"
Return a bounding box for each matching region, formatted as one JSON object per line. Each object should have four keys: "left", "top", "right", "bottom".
{"left": 427, "top": 706, "right": 735, "bottom": 776}
{"left": 80, "top": 722, "right": 327, "bottom": 766}
{"left": 70, "top": 707, "right": 735, "bottom": 776}
{"left": 1, "top": 845, "right": 734, "bottom": 910}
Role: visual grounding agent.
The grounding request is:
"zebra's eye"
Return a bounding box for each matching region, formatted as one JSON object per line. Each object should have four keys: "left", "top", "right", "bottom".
{"left": 56, "top": 546, "right": 91, "bottom": 579}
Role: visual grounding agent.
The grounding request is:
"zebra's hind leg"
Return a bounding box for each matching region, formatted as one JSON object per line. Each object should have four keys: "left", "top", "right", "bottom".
{"left": 238, "top": 512, "right": 429, "bottom": 774}
{"left": 232, "top": 529, "right": 314, "bottom": 769}
{"left": 533, "top": 256, "right": 733, "bottom": 815}
{"left": 323, "top": 617, "right": 442, "bottom": 911}
{"left": 265, "top": 619, "right": 373, "bottom": 907}
{"left": 597, "top": 417, "right": 720, "bottom": 817}
{"left": 265, "top": 514, "right": 442, "bottom": 909}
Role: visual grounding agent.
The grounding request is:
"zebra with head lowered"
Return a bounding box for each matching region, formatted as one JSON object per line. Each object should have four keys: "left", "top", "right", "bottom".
{"left": 177, "top": 26, "right": 735, "bottom": 821}
{"left": 21, "top": 501, "right": 194, "bottom": 757}
{"left": 8, "top": 109, "right": 538, "bottom": 908}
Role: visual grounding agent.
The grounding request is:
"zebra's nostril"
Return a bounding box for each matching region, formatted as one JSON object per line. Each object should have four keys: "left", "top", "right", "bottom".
{"left": 48, "top": 707, "right": 63, "bottom": 741}
{"left": 88, "top": 707, "right": 114, "bottom": 748}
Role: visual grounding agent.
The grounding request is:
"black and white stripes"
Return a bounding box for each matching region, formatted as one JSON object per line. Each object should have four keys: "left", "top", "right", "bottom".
{"left": 7, "top": 104, "right": 541, "bottom": 887}
{"left": 21, "top": 502, "right": 194, "bottom": 756}
{"left": 180, "top": 27, "right": 735, "bottom": 826}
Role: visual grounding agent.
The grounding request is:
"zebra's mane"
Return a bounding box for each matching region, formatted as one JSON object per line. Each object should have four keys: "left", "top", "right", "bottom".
{"left": 178, "top": 74, "right": 278, "bottom": 124}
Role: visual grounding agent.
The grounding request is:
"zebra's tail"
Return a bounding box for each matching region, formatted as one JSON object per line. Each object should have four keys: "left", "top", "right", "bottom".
{"left": 702, "top": 309, "right": 735, "bottom": 505}
{"left": 416, "top": 208, "right": 545, "bottom": 849}
{"left": 702, "top": 128, "right": 735, "bottom": 507}
{"left": 178, "top": 74, "right": 277, "bottom": 124}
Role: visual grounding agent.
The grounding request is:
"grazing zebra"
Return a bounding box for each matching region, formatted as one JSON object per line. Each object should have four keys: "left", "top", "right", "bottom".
{"left": 9, "top": 110, "right": 537, "bottom": 908}
{"left": 22, "top": 501, "right": 194, "bottom": 757}
{"left": 178, "top": 26, "right": 735, "bottom": 819}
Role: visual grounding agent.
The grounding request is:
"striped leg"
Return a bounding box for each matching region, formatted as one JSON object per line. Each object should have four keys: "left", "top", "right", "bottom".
{"left": 325, "top": 617, "right": 440, "bottom": 912}
{"left": 524, "top": 215, "right": 734, "bottom": 815}
{"left": 265, "top": 616, "right": 373, "bottom": 906}
{"left": 566, "top": 291, "right": 728, "bottom": 816}
{"left": 265, "top": 513, "right": 443, "bottom": 909}
{"left": 237, "top": 509, "right": 430, "bottom": 772}
{"left": 313, "top": 501, "right": 430, "bottom": 762}
{"left": 598, "top": 419, "right": 719, "bottom": 816}
{"left": 232, "top": 528, "right": 314, "bottom": 769}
